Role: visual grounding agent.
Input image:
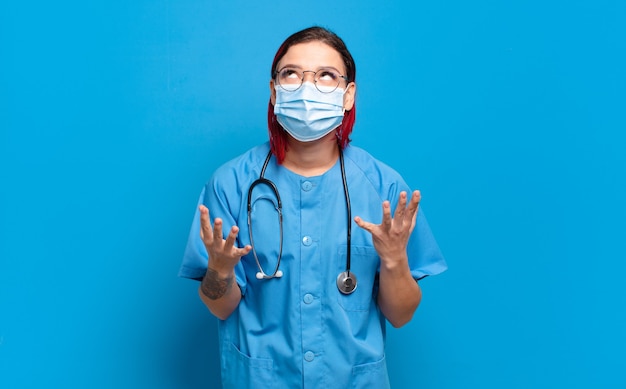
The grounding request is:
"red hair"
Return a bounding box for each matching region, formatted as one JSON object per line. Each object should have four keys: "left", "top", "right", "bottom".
{"left": 267, "top": 27, "right": 357, "bottom": 164}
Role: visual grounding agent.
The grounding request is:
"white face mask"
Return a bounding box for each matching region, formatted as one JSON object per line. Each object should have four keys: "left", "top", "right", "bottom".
{"left": 274, "top": 82, "right": 345, "bottom": 142}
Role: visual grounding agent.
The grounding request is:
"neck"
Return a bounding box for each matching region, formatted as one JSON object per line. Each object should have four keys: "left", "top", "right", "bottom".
{"left": 283, "top": 132, "right": 340, "bottom": 177}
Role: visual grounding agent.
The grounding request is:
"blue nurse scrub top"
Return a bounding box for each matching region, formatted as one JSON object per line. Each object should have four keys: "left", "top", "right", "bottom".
{"left": 179, "top": 142, "right": 447, "bottom": 389}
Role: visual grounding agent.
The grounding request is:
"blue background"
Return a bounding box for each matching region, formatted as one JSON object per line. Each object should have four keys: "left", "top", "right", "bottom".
{"left": 1, "top": 0, "right": 625, "bottom": 388}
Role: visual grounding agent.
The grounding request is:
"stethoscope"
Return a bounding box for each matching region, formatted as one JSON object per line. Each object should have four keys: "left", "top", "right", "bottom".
{"left": 247, "top": 148, "right": 357, "bottom": 295}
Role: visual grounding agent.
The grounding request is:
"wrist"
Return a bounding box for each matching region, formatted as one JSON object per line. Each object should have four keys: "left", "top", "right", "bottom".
{"left": 379, "top": 254, "right": 410, "bottom": 273}
{"left": 207, "top": 261, "right": 235, "bottom": 279}
{"left": 201, "top": 267, "right": 235, "bottom": 300}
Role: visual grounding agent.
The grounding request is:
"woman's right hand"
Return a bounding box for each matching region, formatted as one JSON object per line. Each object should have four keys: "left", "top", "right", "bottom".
{"left": 199, "top": 205, "right": 252, "bottom": 275}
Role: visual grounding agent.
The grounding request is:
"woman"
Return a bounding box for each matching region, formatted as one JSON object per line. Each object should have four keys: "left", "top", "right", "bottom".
{"left": 180, "top": 26, "right": 447, "bottom": 388}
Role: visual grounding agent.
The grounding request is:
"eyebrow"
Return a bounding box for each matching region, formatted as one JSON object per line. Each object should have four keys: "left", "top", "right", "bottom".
{"left": 278, "top": 64, "right": 344, "bottom": 73}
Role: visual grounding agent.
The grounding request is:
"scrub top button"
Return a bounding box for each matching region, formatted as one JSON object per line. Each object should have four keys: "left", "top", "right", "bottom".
{"left": 303, "top": 293, "right": 314, "bottom": 304}
{"left": 302, "top": 236, "right": 312, "bottom": 246}
{"left": 301, "top": 181, "right": 313, "bottom": 191}
{"left": 304, "top": 351, "right": 315, "bottom": 362}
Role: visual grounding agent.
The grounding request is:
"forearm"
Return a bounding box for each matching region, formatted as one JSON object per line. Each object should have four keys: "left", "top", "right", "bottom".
{"left": 377, "top": 255, "right": 422, "bottom": 328}
{"left": 198, "top": 267, "right": 241, "bottom": 320}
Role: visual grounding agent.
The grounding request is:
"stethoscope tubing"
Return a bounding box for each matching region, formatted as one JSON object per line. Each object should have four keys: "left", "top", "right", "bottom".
{"left": 340, "top": 148, "right": 352, "bottom": 276}
{"left": 247, "top": 152, "right": 284, "bottom": 279}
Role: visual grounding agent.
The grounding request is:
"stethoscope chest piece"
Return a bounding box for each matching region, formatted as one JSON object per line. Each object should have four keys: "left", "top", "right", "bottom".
{"left": 336, "top": 271, "right": 358, "bottom": 295}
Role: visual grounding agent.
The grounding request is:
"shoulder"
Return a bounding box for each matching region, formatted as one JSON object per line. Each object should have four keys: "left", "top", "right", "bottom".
{"left": 200, "top": 143, "right": 271, "bottom": 215}
{"left": 343, "top": 144, "right": 405, "bottom": 185}
{"left": 202, "top": 143, "right": 271, "bottom": 203}
{"left": 210, "top": 143, "right": 270, "bottom": 184}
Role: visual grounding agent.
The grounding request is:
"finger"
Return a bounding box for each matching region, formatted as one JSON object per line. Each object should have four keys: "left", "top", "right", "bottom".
{"left": 212, "top": 217, "right": 224, "bottom": 245}
{"left": 354, "top": 216, "right": 376, "bottom": 233}
{"left": 223, "top": 225, "right": 239, "bottom": 252}
{"left": 408, "top": 190, "right": 421, "bottom": 230}
{"left": 406, "top": 190, "right": 421, "bottom": 219}
{"left": 394, "top": 191, "right": 408, "bottom": 220}
{"left": 236, "top": 245, "right": 253, "bottom": 257}
{"left": 381, "top": 200, "right": 392, "bottom": 230}
{"left": 199, "top": 205, "right": 213, "bottom": 242}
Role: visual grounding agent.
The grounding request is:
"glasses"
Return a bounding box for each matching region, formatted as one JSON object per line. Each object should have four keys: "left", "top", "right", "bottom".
{"left": 274, "top": 66, "right": 349, "bottom": 93}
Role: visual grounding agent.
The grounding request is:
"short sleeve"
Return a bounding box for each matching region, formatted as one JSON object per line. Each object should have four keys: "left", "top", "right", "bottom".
{"left": 178, "top": 187, "right": 209, "bottom": 281}
{"left": 384, "top": 177, "right": 447, "bottom": 281}
{"left": 408, "top": 209, "right": 447, "bottom": 280}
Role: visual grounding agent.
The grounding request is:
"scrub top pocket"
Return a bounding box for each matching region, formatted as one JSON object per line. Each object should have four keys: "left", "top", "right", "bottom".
{"left": 336, "top": 245, "right": 380, "bottom": 312}
{"left": 352, "top": 355, "right": 391, "bottom": 389}
{"left": 221, "top": 342, "right": 274, "bottom": 389}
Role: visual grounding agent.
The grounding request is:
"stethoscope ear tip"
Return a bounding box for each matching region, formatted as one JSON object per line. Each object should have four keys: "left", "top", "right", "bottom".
{"left": 256, "top": 270, "right": 283, "bottom": 279}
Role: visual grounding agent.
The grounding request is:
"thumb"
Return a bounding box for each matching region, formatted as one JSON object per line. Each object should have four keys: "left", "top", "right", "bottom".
{"left": 354, "top": 216, "right": 375, "bottom": 233}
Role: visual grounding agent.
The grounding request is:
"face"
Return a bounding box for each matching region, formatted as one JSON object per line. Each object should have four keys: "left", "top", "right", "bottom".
{"left": 270, "top": 41, "right": 356, "bottom": 110}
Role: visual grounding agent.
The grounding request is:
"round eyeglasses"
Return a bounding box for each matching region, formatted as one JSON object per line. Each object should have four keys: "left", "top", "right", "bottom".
{"left": 274, "top": 66, "right": 349, "bottom": 93}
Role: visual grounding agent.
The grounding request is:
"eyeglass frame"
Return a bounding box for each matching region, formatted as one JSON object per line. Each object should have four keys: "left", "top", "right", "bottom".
{"left": 273, "top": 66, "right": 350, "bottom": 93}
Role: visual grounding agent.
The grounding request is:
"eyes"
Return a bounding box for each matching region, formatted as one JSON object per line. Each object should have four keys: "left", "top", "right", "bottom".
{"left": 280, "top": 68, "right": 300, "bottom": 80}
{"left": 275, "top": 67, "right": 347, "bottom": 93}
{"left": 318, "top": 69, "right": 340, "bottom": 82}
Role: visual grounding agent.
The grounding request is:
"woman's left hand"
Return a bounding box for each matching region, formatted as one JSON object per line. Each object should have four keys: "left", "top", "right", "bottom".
{"left": 354, "top": 190, "right": 420, "bottom": 266}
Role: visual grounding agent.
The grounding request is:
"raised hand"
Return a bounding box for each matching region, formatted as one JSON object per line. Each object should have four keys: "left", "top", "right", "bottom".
{"left": 199, "top": 205, "right": 252, "bottom": 274}
{"left": 354, "top": 190, "right": 420, "bottom": 266}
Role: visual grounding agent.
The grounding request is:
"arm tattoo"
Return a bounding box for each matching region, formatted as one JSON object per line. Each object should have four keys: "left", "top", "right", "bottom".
{"left": 200, "top": 268, "right": 235, "bottom": 300}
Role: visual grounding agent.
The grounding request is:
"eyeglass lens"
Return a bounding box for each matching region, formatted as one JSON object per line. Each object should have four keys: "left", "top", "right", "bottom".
{"left": 276, "top": 67, "right": 345, "bottom": 93}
